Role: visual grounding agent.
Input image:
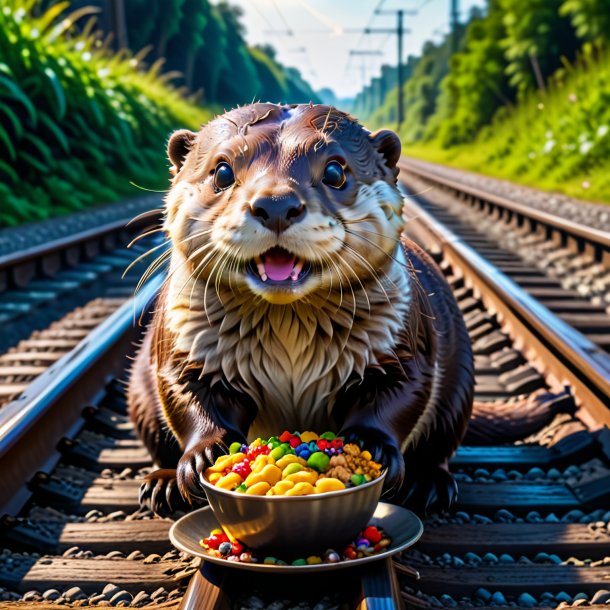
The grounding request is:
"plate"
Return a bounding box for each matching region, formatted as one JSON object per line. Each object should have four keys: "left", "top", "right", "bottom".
{"left": 169, "top": 501, "right": 423, "bottom": 574}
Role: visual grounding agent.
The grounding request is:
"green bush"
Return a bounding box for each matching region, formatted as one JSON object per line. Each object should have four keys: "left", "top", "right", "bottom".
{"left": 406, "top": 44, "right": 610, "bottom": 202}
{"left": 0, "top": 0, "right": 211, "bottom": 227}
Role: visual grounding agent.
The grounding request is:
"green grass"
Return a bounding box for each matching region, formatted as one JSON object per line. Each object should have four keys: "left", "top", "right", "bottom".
{"left": 0, "top": 1, "right": 212, "bottom": 227}
{"left": 401, "top": 44, "right": 610, "bottom": 205}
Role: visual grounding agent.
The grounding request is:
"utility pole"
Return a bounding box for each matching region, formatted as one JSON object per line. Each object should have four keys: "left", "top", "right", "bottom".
{"left": 369, "top": 9, "right": 416, "bottom": 130}
{"left": 450, "top": 0, "right": 459, "bottom": 54}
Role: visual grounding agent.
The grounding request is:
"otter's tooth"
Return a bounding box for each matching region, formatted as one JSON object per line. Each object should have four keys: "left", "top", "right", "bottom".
{"left": 291, "top": 259, "right": 304, "bottom": 281}
{"left": 255, "top": 257, "right": 267, "bottom": 281}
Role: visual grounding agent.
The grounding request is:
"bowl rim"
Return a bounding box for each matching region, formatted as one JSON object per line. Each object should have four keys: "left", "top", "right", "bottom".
{"left": 201, "top": 468, "right": 387, "bottom": 502}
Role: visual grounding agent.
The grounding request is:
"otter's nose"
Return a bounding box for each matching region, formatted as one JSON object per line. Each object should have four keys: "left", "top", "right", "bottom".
{"left": 251, "top": 193, "right": 306, "bottom": 233}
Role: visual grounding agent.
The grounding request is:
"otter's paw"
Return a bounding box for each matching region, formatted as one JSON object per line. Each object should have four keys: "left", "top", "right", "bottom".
{"left": 139, "top": 468, "right": 192, "bottom": 517}
{"left": 340, "top": 426, "right": 405, "bottom": 495}
{"left": 176, "top": 442, "right": 222, "bottom": 504}
{"left": 401, "top": 462, "right": 458, "bottom": 516}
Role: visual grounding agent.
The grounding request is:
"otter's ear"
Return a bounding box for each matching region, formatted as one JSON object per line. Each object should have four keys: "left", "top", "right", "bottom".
{"left": 370, "top": 129, "right": 402, "bottom": 170}
{"left": 167, "top": 129, "right": 196, "bottom": 175}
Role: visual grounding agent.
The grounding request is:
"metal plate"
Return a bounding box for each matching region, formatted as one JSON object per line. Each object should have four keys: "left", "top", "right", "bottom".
{"left": 169, "top": 501, "right": 423, "bottom": 574}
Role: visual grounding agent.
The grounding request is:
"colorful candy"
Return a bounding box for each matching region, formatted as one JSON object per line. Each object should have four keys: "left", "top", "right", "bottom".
{"left": 199, "top": 525, "right": 391, "bottom": 565}
{"left": 203, "top": 430, "right": 383, "bottom": 496}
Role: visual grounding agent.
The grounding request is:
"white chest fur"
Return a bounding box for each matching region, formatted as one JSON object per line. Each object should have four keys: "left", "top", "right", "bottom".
{"left": 166, "top": 247, "right": 412, "bottom": 440}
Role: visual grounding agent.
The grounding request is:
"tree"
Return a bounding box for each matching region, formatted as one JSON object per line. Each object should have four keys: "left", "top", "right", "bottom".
{"left": 500, "top": 0, "right": 579, "bottom": 95}
{"left": 427, "top": 0, "right": 514, "bottom": 146}
{"left": 560, "top": 0, "right": 610, "bottom": 43}
{"left": 165, "top": 0, "right": 210, "bottom": 89}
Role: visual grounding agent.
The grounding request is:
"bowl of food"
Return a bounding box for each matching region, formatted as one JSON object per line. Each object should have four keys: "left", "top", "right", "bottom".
{"left": 200, "top": 430, "right": 386, "bottom": 556}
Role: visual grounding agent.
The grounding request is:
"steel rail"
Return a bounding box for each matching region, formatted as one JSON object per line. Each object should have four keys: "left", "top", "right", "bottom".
{"left": 0, "top": 205, "right": 163, "bottom": 288}
{"left": 0, "top": 274, "right": 164, "bottom": 515}
{"left": 399, "top": 159, "right": 610, "bottom": 257}
{"left": 401, "top": 192, "right": 610, "bottom": 425}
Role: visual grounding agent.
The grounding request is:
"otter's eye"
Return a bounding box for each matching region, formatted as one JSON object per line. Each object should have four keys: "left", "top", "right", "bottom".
{"left": 322, "top": 160, "right": 346, "bottom": 189}
{"left": 214, "top": 162, "right": 235, "bottom": 191}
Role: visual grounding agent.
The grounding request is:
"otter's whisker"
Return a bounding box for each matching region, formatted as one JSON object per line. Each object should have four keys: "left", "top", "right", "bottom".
{"left": 336, "top": 237, "right": 395, "bottom": 315}
{"left": 343, "top": 228, "right": 411, "bottom": 273}
{"left": 123, "top": 239, "right": 170, "bottom": 279}
{"left": 133, "top": 247, "right": 172, "bottom": 294}
{"left": 178, "top": 244, "right": 217, "bottom": 301}
{"left": 334, "top": 248, "right": 369, "bottom": 319}
{"left": 127, "top": 226, "right": 165, "bottom": 248}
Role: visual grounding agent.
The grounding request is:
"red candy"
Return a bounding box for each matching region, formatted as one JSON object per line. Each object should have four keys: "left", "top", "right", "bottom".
{"left": 343, "top": 546, "right": 357, "bottom": 560}
{"left": 289, "top": 436, "right": 301, "bottom": 448}
{"left": 331, "top": 438, "right": 343, "bottom": 450}
{"left": 362, "top": 526, "right": 382, "bottom": 544}
{"left": 279, "top": 430, "right": 294, "bottom": 443}
{"left": 232, "top": 460, "right": 251, "bottom": 479}
{"left": 204, "top": 533, "right": 229, "bottom": 549}
{"left": 247, "top": 445, "right": 270, "bottom": 458}
{"left": 231, "top": 541, "right": 244, "bottom": 555}
{"left": 317, "top": 439, "right": 330, "bottom": 450}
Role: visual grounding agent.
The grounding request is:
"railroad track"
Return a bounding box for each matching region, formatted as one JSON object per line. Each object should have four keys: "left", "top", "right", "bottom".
{"left": 0, "top": 199, "right": 164, "bottom": 405}
{"left": 0, "top": 170, "right": 609, "bottom": 608}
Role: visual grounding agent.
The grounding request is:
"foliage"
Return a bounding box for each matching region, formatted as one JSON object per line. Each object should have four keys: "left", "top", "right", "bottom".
{"left": 560, "top": 0, "right": 610, "bottom": 43}
{"left": 0, "top": 0, "right": 210, "bottom": 227}
{"left": 500, "top": 0, "right": 579, "bottom": 95}
{"left": 120, "top": 0, "right": 318, "bottom": 106}
{"left": 426, "top": 1, "right": 514, "bottom": 146}
{"left": 407, "top": 44, "right": 610, "bottom": 203}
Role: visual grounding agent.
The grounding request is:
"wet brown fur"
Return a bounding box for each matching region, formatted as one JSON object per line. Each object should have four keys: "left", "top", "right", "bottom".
{"left": 128, "top": 103, "right": 474, "bottom": 514}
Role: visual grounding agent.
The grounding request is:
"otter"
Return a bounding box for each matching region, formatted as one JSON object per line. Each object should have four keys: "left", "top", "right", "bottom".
{"left": 128, "top": 103, "right": 475, "bottom": 515}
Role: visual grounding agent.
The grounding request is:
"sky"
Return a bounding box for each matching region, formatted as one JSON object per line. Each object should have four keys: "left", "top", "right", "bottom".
{"left": 212, "top": 0, "right": 485, "bottom": 99}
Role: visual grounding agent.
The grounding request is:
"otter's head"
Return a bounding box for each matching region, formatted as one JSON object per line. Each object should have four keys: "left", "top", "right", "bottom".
{"left": 164, "top": 103, "right": 403, "bottom": 305}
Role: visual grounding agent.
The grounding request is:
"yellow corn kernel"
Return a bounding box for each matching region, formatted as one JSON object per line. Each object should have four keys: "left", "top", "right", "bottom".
{"left": 245, "top": 464, "right": 282, "bottom": 487}
{"left": 271, "top": 480, "right": 295, "bottom": 495}
{"left": 246, "top": 481, "right": 271, "bottom": 495}
{"left": 281, "top": 463, "right": 304, "bottom": 478}
{"left": 250, "top": 438, "right": 262, "bottom": 447}
{"left": 285, "top": 482, "right": 316, "bottom": 496}
{"left": 300, "top": 431, "right": 319, "bottom": 443}
{"left": 216, "top": 472, "right": 243, "bottom": 490}
{"left": 360, "top": 450, "right": 372, "bottom": 461}
{"left": 207, "top": 472, "right": 223, "bottom": 485}
{"left": 276, "top": 454, "right": 307, "bottom": 469}
{"left": 251, "top": 455, "right": 275, "bottom": 473}
{"left": 207, "top": 455, "right": 233, "bottom": 473}
{"left": 285, "top": 470, "right": 318, "bottom": 486}
{"left": 315, "top": 478, "right": 346, "bottom": 493}
{"left": 230, "top": 452, "right": 247, "bottom": 465}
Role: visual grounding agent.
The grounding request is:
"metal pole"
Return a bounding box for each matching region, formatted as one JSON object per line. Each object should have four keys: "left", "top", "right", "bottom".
{"left": 397, "top": 9, "right": 404, "bottom": 129}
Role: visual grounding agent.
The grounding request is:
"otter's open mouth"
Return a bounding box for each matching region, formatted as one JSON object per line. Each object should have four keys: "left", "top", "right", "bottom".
{"left": 247, "top": 246, "right": 311, "bottom": 286}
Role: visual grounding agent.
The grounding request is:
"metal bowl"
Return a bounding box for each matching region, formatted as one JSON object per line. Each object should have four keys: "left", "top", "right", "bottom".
{"left": 170, "top": 501, "right": 423, "bottom": 573}
{"left": 200, "top": 471, "right": 386, "bottom": 555}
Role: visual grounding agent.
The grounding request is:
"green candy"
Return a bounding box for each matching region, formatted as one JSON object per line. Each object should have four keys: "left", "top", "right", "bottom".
{"left": 268, "top": 436, "right": 280, "bottom": 445}
{"left": 292, "top": 558, "right": 307, "bottom": 566}
{"left": 281, "top": 442, "right": 294, "bottom": 454}
{"left": 270, "top": 445, "right": 286, "bottom": 460}
{"left": 229, "top": 442, "right": 243, "bottom": 454}
{"left": 235, "top": 483, "right": 247, "bottom": 493}
{"left": 319, "top": 431, "right": 336, "bottom": 440}
{"left": 307, "top": 451, "right": 330, "bottom": 472}
{"left": 350, "top": 473, "right": 366, "bottom": 486}
{"left": 263, "top": 556, "right": 278, "bottom": 564}
{"left": 283, "top": 462, "right": 303, "bottom": 476}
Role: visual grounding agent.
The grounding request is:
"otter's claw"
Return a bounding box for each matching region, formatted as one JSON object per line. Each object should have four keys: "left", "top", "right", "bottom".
{"left": 340, "top": 426, "right": 405, "bottom": 496}
{"left": 139, "top": 468, "right": 192, "bottom": 517}
{"left": 401, "top": 462, "right": 458, "bottom": 516}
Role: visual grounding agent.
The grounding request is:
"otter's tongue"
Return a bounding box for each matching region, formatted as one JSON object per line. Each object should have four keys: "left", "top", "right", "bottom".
{"left": 263, "top": 247, "right": 295, "bottom": 281}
